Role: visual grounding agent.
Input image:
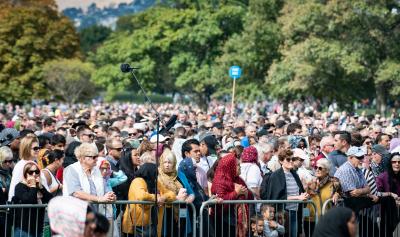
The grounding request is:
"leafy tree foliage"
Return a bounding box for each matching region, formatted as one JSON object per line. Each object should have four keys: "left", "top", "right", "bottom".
{"left": 0, "top": 0, "right": 80, "bottom": 102}
{"left": 91, "top": 6, "right": 245, "bottom": 104}
{"left": 41, "top": 59, "right": 96, "bottom": 104}
{"left": 267, "top": 0, "right": 400, "bottom": 113}
{"left": 79, "top": 25, "right": 112, "bottom": 55}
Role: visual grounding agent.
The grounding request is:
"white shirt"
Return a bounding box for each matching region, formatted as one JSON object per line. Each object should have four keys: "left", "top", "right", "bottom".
{"left": 240, "top": 163, "right": 262, "bottom": 189}
{"left": 198, "top": 155, "right": 217, "bottom": 174}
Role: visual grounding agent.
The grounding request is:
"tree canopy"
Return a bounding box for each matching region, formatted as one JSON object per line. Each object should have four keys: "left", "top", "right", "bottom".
{"left": 0, "top": 0, "right": 80, "bottom": 102}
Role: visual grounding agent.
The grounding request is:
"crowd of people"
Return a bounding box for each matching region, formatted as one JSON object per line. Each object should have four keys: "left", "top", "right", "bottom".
{"left": 0, "top": 101, "right": 400, "bottom": 237}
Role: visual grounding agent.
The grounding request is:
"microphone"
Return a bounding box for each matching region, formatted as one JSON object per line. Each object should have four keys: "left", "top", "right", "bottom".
{"left": 120, "top": 63, "right": 140, "bottom": 73}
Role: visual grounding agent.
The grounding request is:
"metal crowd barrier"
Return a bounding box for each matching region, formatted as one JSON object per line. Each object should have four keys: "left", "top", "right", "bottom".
{"left": 199, "top": 199, "right": 317, "bottom": 237}
{"left": 0, "top": 203, "right": 48, "bottom": 237}
{"left": 0, "top": 201, "right": 197, "bottom": 237}
{"left": 322, "top": 197, "right": 400, "bottom": 237}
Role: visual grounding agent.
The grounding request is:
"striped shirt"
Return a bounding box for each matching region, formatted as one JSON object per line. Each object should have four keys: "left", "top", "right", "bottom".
{"left": 362, "top": 168, "right": 383, "bottom": 197}
{"left": 285, "top": 171, "right": 299, "bottom": 211}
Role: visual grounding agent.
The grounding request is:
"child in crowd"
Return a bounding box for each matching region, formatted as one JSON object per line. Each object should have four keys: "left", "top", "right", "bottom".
{"left": 97, "top": 157, "right": 127, "bottom": 237}
{"left": 261, "top": 205, "right": 285, "bottom": 237}
{"left": 250, "top": 215, "right": 265, "bottom": 237}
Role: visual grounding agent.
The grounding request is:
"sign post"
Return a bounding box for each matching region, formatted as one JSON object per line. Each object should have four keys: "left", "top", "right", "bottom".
{"left": 229, "top": 66, "right": 241, "bottom": 117}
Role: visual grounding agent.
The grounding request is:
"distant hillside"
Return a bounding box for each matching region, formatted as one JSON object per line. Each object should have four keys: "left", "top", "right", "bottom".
{"left": 62, "top": 0, "right": 155, "bottom": 30}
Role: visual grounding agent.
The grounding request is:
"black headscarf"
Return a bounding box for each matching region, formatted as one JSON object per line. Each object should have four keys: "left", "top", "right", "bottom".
{"left": 312, "top": 207, "right": 353, "bottom": 237}
{"left": 135, "top": 163, "right": 157, "bottom": 194}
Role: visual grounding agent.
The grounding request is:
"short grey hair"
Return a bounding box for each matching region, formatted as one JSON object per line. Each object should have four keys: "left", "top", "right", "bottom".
{"left": 320, "top": 135, "right": 334, "bottom": 148}
{"left": 0, "top": 146, "right": 13, "bottom": 163}
{"left": 75, "top": 143, "right": 98, "bottom": 159}
{"left": 140, "top": 151, "right": 156, "bottom": 164}
{"left": 255, "top": 143, "right": 272, "bottom": 161}
{"left": 316, "top": 158, "right": 331, "bottom": 172}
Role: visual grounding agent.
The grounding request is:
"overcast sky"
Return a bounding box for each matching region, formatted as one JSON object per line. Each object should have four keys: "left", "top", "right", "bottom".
{"left": 56, "top": 0, "right": 132, "bottom": 10}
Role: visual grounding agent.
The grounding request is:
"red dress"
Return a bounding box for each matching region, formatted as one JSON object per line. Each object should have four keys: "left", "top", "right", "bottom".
{"left": 211, "top": 153, "right": 254, "bottom": 237}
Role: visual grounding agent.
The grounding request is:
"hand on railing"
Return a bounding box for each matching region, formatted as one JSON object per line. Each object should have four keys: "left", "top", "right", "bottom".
{"left": 332, "top": 192, "right": 340, "bottom": 204}
{"left": 185, "top": 194, "right": 195, "bottom": 204}
{"left": 98, "top": 191, "right": 116, "bottom": 203}
{"left": 298, "top": 192, "right": 310, "bottom": 201}
{"left": 157, "top": 194, "right": 166, "bottom": 206}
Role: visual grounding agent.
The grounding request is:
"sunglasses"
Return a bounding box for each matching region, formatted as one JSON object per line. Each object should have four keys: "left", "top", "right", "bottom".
{"left": 27, "top": 169, "right": 40, "bottom": 175}
{"left": 85, "top": 155, "right": 98, "bottom": 160}
{"left": 129, "top": 133, "right": 137, "bottom": 137}
{"left": 3, "top": 159, "right": 13, "bottom": 164}
{"left": 32, "top": 146, "right": 40, "bottom": 151}
{"left": 391, "top": 160, "right": 400, "bottom": 164}
{"left": 285, "top": 158, "right": 298, "bottom": 163}
{"left": 111, "top": 147, "right": 123, "bottom": 152}
{"left": 316, "top": 166, "right": 325, "bottom": 171}
{"left": 83, "top": 134, "right": 95, "bottom": 139}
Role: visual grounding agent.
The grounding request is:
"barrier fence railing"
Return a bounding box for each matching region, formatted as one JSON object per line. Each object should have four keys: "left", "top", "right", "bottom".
{"left": 199, "top": 199, "right": 318, "bottom": 237}
{"left": 4, "top": 198, "right": 400, "bottom": 237}
{"left": 322, "top": 197, "right": 400, "bottom": 237}
{"left": 0, "top": 200, "right": 197, "bottom": 237}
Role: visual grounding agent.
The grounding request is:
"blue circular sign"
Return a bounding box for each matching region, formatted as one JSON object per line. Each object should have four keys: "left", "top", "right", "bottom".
{"left": 229, "top": 66, "right": 241, "bottom": 79}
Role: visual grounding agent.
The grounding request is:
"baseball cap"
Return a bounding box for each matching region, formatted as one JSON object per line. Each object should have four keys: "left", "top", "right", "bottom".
{"left": 149, "top": 134, "right": 170, "bottom": 143}
{"left": 292, "top": 148, "right": 308, "bottom": 160}
{"left": 372, "top": 144, "right": 389, "bottom": 157}
{"left": 346, "top": 146, "right": 367, "bottom": 158}
{"left": 0, "top": 128, "right": 20, "bottom": 146}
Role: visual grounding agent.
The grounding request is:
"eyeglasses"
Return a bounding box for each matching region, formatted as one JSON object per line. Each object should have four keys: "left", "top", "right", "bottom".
{"left": 391, "top": 160, "right": 400, "bottom": 164}
{"left": 129, "top": 133, "right": 137, "bottom": 137}
{"left": 32, "top": 146, "right": 40, "bottom": 151}
{"left": 27, "top": 169, "right": 40, "bottom": 175}
{"left": 285, "top": 158, "right": 298, "bottom": 163}
{"left": 3, "top": 159, "right": 13, "bottom": 164}
{"left": 316, "top": 166, "right": 325, "bottom": 171}
{"left": 85, "top": 155, "right": 98, "bottom": 160}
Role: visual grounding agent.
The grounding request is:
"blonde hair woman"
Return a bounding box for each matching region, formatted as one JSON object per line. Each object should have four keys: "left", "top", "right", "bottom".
{"left": 8, "top": 134, "right": 39, "bottom": 201}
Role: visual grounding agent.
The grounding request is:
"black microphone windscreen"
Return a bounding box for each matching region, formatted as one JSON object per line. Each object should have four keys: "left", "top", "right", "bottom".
{"left": 120, "top": 63, "right": 131, "bottom": 73}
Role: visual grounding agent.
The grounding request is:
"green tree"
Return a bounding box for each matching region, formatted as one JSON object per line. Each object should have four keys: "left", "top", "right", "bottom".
{"left": 79, "top": 25, "right": 112, "bottom": 55}
{"left": 267, "top": 0, "right": 400, "bottom": 113}
{"left": 41, "top": 59, "right": 96, "bottom": 104}
{"left": 91, "top": 6, "right": 245, "bottom": 104}
{"left": 0, "top": 1, "right": 80, "bottom": 102}
{"left": 211, "top": 0, "right": 282, "bottom": 102}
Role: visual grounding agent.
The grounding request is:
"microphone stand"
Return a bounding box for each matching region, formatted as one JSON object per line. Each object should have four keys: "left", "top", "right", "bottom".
{"left": 128, "top": 69, "right": 160, "bottom": 234}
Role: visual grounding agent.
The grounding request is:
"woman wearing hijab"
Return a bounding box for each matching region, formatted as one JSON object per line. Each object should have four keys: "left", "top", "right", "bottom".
{"left": 211, "top": 153, "right": 254, "bottom": 237}
{"left": 158, "top": 149, "right": 194, "bottom": 237}
{"left": 312, "top": 207, "right": 356, "bottom": 237}
{"left": 240, "top": 146, "right": 262, "bottom": 199}
{"left": 48, "top": 196, "right": 109, "bottom": 237}
{"left": 122, "top": 162, "right": 175, "bottom": 237}
{"left": 12, "top": 162, "right": 53, "bottom": 237}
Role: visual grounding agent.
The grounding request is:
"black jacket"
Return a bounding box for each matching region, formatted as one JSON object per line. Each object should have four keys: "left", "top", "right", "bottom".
{"left": 12, "top": 182, "right": 53, "bottom": 235}
{"left": 263, "top": 167, "right": 304, "bottom": 201}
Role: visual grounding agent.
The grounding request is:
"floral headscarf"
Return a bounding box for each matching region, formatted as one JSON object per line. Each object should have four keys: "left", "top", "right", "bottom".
{"left": 241, "top": 146, "right": 258, "bottom": 163}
